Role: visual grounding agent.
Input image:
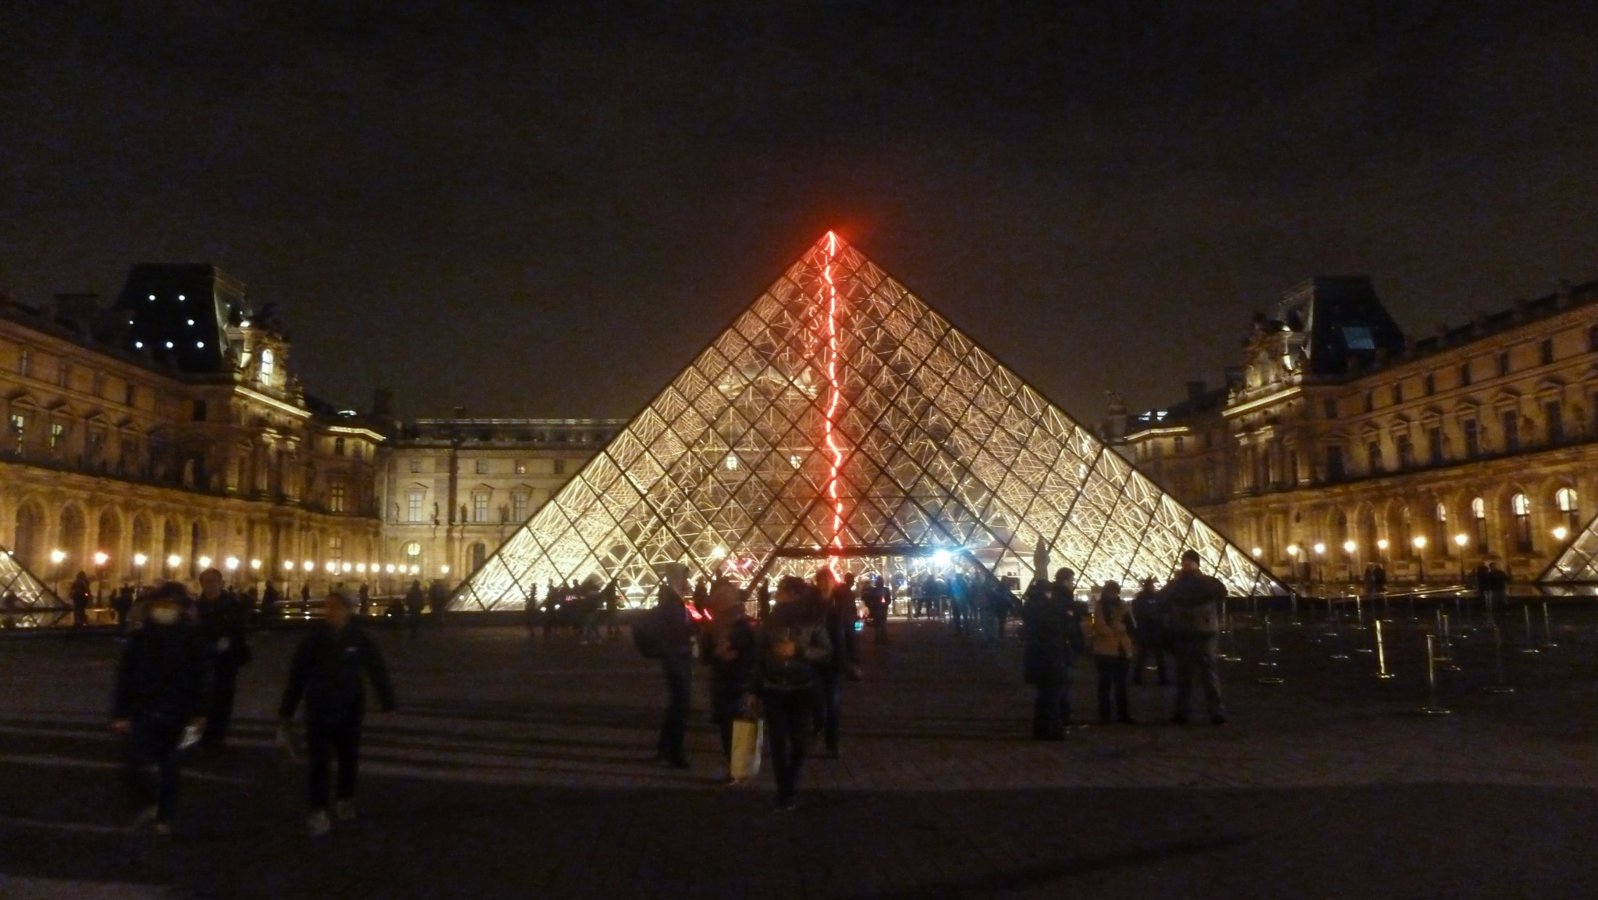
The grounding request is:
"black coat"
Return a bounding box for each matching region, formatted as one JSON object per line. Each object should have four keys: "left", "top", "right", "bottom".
{"left": 112, "top": 615, "right": 208, "bottom": 723}
{"left": 279, "top": 621, "right": 396, "bottom": 724}
{"left": 1022, "top": 583, "right": 1083, "bottom": 681}
{"left": 654, "top": 587, "right": 697, "bottom": 660}
{"left": 195, "top": 592, "right": 252, "bottom": 668}
{"left": 750, "top": 601, "right": 832, "bottom": 693}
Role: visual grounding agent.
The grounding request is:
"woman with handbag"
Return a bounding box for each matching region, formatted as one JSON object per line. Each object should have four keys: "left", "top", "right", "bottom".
{"left": 702, "top": 580, "right": 757, "bottom": 783}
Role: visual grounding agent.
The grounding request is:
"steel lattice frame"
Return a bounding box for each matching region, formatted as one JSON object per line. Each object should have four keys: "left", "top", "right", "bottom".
{"left": 0, "top": 545, "right": 66, "bottom": 627}
{"left": 455, "top": 233, "right": 1286, "bottom": 609}
{"left": 1542, "top": 508, "right": 1598, "bottom": 583}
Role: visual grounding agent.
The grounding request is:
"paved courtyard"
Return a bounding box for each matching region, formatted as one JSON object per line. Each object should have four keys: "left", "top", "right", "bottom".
{"left": 2, "top": 604, "right": 1597, "bottom": 899}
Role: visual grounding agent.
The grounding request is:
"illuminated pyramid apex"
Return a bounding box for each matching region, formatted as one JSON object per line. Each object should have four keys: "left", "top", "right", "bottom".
{"left": 456, "top": 235, "right": 1283, "bottom": 609}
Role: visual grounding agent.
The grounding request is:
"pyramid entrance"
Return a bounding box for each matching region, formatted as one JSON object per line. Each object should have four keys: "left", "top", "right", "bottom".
{"left": 455, "top": 232, "right": 1285, "bottom": 609}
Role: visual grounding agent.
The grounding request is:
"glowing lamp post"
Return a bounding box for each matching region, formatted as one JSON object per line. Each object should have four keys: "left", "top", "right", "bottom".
{"left": 1454, "top": 533, "right": 1469, "bottom": 581}
{"left": 92, "top": 550, "right": 110, "bottom": 603}
{"left": 197, "top": 555, "right": 212, "bottom": 574}
{"left": 1286, "top": 544, "right": 1301, "bottom": 585}
{"left": 50, "top": 549, "right": 67, "bottom": 598}
{"left": 133, "top": 552, "right": 148, "bottom": 589}
{"left": 224, "top": 556, "right": 239, "bottom": 586}
{"left": 1412, "top": 535, "right": 1427, "bottom": 583}
{"left": 165, "top": 554, "right": 182, "bottom": 581}
{"left": 1376, "top": 538, "right": 1389, "bottom": 563}
{"left": 1342, "top": 540, "right": 1357, "bottom": 582}
{"left": 1553, "top": 525, "right": 1569, "bottom": 544}
{"left": 1312, "top": 543, "right": 1326, "bottom": 587}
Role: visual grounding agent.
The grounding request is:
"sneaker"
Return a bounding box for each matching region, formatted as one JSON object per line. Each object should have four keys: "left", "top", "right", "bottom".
{"left": 334, "top": 800, "right": 357, "bottom": 822}
{"left": 306, "top": 809, "right": 331, "bottom": 837}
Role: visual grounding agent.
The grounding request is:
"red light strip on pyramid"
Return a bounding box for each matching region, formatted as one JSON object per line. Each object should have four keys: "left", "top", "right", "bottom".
{"left": 822, "top": 232, "right": 845, "bottom": 565}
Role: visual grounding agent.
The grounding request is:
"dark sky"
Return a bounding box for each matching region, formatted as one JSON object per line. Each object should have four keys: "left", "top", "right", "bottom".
{"left": 4, "top": 1, "right": 1596, "bottom": 422}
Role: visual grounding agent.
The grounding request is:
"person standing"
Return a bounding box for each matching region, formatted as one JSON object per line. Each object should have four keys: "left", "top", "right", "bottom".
{"left": 749, "top": 575, "right": 832, "bottom": 811}
{"left": 862, "top": 574, "right": 892, "bottom": 645}
{"left": 1130, "top": 577, "right": 1169, "bottom": 686}
{"left": 811, "top": 567, "right": 859, "bottom": 758}
{"left": 260, "top": 580, "right": 280, "bottom": 626}
{"left": 195, "top": 567, "right": 251, "bottom": 750}
{"left": 1021, "top": 569, "right": 1083, "bottom": 740}
{"left": 278, "top": 591, "right": 396, "bottom": 837}
{"left": 1159, "top": 549, "right": 1228, "bottom": 726}
{"left": 404, "top": 580, "right": 425, "bottom": 640}
{"left": 70, "top": 571, "right": 93, "bottom": 628}
{"left": 756, "top": 578, "right": 772, "bottom": 622}
{"left": 428, "top": 579, "right": 450, "bottom": 629}
{"left": 1087, "top": 582, "right": 1136, "bottom": 724}
{"left": 110, "top": 582, "right": 208, "bottom": 837}
{"left": 653, "top": 563, "right": 696, "bottom": 769}
{"left": 701, "top": 581, "right": 757, "bottom": 782}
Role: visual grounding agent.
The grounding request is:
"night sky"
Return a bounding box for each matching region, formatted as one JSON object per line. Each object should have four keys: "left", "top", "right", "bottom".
{"left": 4, "top": 2, "right": 1595, "bottom": 422}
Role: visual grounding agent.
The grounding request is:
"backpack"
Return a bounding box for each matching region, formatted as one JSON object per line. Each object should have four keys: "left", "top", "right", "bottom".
{"left": 631, "top": 613, "right": 665, "bottom": 659}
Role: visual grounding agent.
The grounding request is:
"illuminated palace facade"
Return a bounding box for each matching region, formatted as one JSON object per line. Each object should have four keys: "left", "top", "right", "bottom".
{"left": 1114, "top": 276, "right": 1598, "bottom": 587}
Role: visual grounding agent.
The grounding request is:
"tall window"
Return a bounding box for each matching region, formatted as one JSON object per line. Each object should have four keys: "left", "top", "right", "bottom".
{"left": 258, "top": 348, "right": 275, "bottom": 385}
{"left": 409, "top": 458, "right": 422, "bottom": 474}
{"left": 1367, "top": 441, "right": 1383, "bottom": 474}
{"left": 1325, "top": 445, "right": 1345, "bottom": 481}
{"left": 472, "top": 492, "right": 489, "bottom": 523}
{"left": 1471, "top": 496, "right": 1488, "bottom": 554}
{"left": 330, "top": 536, "right": 344, "bottom": 566}
{"left": 1463, "top": 420, "right": 1480, "bottom": 458}
{"left": 475, "top": 458, "right": 489, "bottom": 475}
{"left": 553, "top": 458, "right": 566, "bottom": 476}
{"left": 1424, "top": 373, "right": 1436, "bottom": 396}
{"left": 334, "top": 437, "right": 345, "bottom": 457}
{"left": 1500, "top": 410, "right": 1520, "bottom": 451}
{"left": 1511, "top": 493, "right": 1533, "bottom": 553}
{"left": 1393, "top": 382, "right": 1404, "bottom": 404}
{"left": 56, "top": 361, "right": 69, "bottom": 388}
{"left": 407, "top": 489, "right": 425, "bottom": 523}
{"left": 514, "top": 459, "right": 527, "bottom": 475}
{"left": 1433, "top": 503, "right": 1449, "bottom": 553}
{"left": 1545, "top": 401, "right": 1564, "bottom": 444}
{"left": 330, "top": 480, "right": 346, "bottom": 513}
{"left": 1497, "top": 351, "right": 1510, "bottom": 377}
{"left": 1459, "top": 362, "right": 1472, "bottom": 387}
{"left": 19, "top": 350, "right": 31, "bottom": 377}
{"left": 1323, "top": 399, "right": 1337, "bottom": 418}
{"left": 1363, "top": 391, "right": 1374, "bottom": 413}
{"left": 1556, "top": 487, "right": 1579, "bottom": 534}
{"left": 1396, "top": 435, "right": 1414, "bottom": 469}
{"left": 512, "top": 492, "right": 529, "bottom": 521}
{"left": 1539, "top": 339, "right": 1553, "bottom": 366}
{"left": 49, "top": 422, "right": 66, "bottom": 449}
{"left": 1427, "top": 426, "right": 1445, "bottom": 465}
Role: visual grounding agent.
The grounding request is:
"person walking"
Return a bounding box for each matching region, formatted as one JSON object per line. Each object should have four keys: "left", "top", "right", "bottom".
{"left": 1087, "top": 581, "right": 1136, "bottom": 724}
{"left": 653, "top": 563, "right": 696, "bottom": 769}
{"left": 110, "top": 582, "right": 208, "bottom": 837}
{"left": 1130, "top": 577, "right": 1169, "bottom": 686}
{"left": 278, "top": 591, "right": 396, "bottom": 837}
{"left": 1160, "top": 549, "right": 1228, "bottom": 726}
{"left": 748, "top": 575, "right": 832, "bottom": 811}
{"left": 195, "top": 567, "right": 251, "bottom": 750}
{"left": 1021, "top": 568, "right": 1084, "bottom": 740}
{"left": 811, "top": 567, "right": 859, "bottom": 758}
{"left": 701, "top": 580, "right": 757, "bottom": 782}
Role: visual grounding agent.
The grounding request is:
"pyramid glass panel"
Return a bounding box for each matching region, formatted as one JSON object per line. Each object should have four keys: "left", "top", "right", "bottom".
{"left": 1542, "top": 509, "right": 1598, "bottom": 584}
{"left": 0, "top": 546, "right": 67, "bottom": 627}
{"left": 455, "top": 233, "right": 1285, "bottom": 609}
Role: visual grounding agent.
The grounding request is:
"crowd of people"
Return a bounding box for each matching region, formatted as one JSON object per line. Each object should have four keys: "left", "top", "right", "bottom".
{"left": 110, "top": 571, "right": 394, "bottom": 838}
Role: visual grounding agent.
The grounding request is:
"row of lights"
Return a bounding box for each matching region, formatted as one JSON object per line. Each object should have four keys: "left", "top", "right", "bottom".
{"left": 45, "top": 550, "right": 451, "bottom": 577}
{"left": 1253, "top": 524, "right": 1574, "bottom": 560}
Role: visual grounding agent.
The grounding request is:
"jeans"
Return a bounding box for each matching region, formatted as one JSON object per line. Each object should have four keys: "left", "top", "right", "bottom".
{"left": 814, "top": 668, "right": 841, "bottom": 752}
{"left": 1094, "top": 655, "right": 1131, "bottom": 722}
{"left": 657, "top": 656, "right": 691, "bottom": 763}
{"left": 763, "top": 688, "right": 814, "bottom": 803}
{"left": 1172, "top": 635, "right": 1224, "bottom": 720}
{"left": 1031, "top": 665, "right": 1071, "bottom": 738}
{"left": 307, "top": 716, "right": 362, "bottom": 810}
{"left": 124, "top": 715, "right": 184, "bottom": 821}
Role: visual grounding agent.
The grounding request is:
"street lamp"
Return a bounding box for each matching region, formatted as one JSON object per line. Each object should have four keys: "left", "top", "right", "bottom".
{"left": 92, "top": 550, "right": 109, "bottom": 603}
{"left": 1287, "top": 544, "right": 1301, "bottom": 585}
{"left": 1250, "top": 547, "right": 1262, "bottom": 558}
{"left": 224, "top": 556, "right": 239, "bottom": 587}
{"left": 133, "top": 552, "right": 148, "bottom": 589}
{"left": 197, "top": 555, "right": 212, "bottom": 573}
{"left": 1376, "top": 538, "right": 1389, "bottom": 561}
{"left": 50, "top": 549, "right": 67, "bottom": 598}
{"left": 1312, "top": 542, "right": 1326, "bottom": 585}
{"left": 1553, "top": 525, "right": 1569, "bottom": 543}
{"left": 1454, "top": 533, "right": 1469, "bottom": 581}
{"left": 165, "top": 553, "right": 182, "bottom": 580}
{"left": 1342, "top": 540, "right": 1357, "bottom": 582}
{"left": 1412, "top": 535, "right": 1427, "bottom": 583}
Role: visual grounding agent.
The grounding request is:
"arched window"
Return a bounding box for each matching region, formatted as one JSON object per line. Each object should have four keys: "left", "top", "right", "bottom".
{"left": 1511, "top": 493, "right": 1532, "bottom": 553}
{"left": 1556, "top": 487, "right": 1579, "bottom": 536}
{"left": 1471, "top": 497, "right": 1488, "bottom": 554}
{"left": 258, "top": 348, "right": 275, "bottom": 385}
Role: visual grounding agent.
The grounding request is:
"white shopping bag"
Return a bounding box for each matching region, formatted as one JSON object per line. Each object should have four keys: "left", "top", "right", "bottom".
{"left": 730, "top": 717, "right": 763, "bottom": 781}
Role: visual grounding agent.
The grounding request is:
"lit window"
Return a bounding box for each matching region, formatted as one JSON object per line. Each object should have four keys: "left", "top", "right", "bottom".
{"left": 514, "top": 460, "right": 527, "bottom": 475}
{"left": 472, "top": 493, "right": 490, "bottom": 523}
{"left": 9, "top": 414, "right": 24, "bottom": 453}
{"left": 259, "top": 348, "right": 275, "bottom": 385}
{"left": 1512, "top": 492, "right": 1532, "bottom": 552}
{"left": 1557, "top": 487, "right": 1580, "bottom": 532}
{"left": 330, "top": 481, "right": 346, "bottom": 513}
{"left": 407, "top": 489, "right": 425, "bottom": 523}
{"left": 512, "top": 492, "right": 529, "bottom": 520}
{"left": 404, "top": 541, "right": 421, "bottom": 558}
{"left": 49, "top": 422, "right": 65, "bottom": 449}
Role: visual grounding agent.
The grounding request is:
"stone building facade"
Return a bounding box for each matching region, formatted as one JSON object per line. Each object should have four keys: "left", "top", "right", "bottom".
{"left": 0, "top": 266, "right": 383, "bottom": 601}
{"left": 1114, "top": 276, "right": 1598, "bottom": 587}
{"left": 374, "top": 417, "right": 624, "bottom": 594}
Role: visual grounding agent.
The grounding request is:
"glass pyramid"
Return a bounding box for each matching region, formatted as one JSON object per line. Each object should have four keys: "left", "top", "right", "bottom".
{"left": 455, "top": 232, "right": 1284, "bottom": 609}
{"left": 0, "top": 545, "right": 66, "bottom": 627}
{"left": 1542, "top": 510, "right": 1598, "bottom": 584}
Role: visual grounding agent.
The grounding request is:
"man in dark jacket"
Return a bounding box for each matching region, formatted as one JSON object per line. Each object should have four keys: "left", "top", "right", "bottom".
{"left": 1022, "top": 568, "right": 1084, "bottom": 740}
{"left": 811, "top": 567, "right": 859, "bottom": 757}
{"left": 1130, "top": 577, "right": 1169, "bottom": 686}
{"left": 195, "top": 567, "right": 251, "bottom": 749}
{"left": 1159, "top": 549, "right": 1228, "bottom": 725}
{"left": 653, "top": 563, "right": 696, "bottom": 769}
{"left": 279, "top": 590, "right": 395, "bottom": 837}
{"left": 111, "top": 582, "right": 208, "bottom": 836}
{"left": 748, "top": 575, "right": 832, "bottom": 811}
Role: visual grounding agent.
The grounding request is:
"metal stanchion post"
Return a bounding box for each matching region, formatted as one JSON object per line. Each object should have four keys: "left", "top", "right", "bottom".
{"left": 1439, "top": 613, "right": 1459, "bottom": 672}
{"left": 1329, "top": 603, "right": 1349, "bottom": 660}
{"left": 1257, "top": 613, "right": 1284, "bottom": 684}
{"left": 1520, "top": 604, "right": 1540, "bottom": 655}
{"left": 1419, "top": 634, "right": 1452, "bottom": 715}
{"left": 1432, "top": 609, "right": 1450, "bottom": 662}
{"left": 1373, "top": 619, "right": 1394, "bottom": 679}
{"left": 1219, "top": 603, "right": 1241, "bottom": 663}
{"left": 1352, "top": 593, "right": 1365, "bottom": 630}
{"left": 1484, "top": 621, "right": 1514, "bottom": 694}
{"left": 1540, "top": 602, "right": 1558, "bottom": 649}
